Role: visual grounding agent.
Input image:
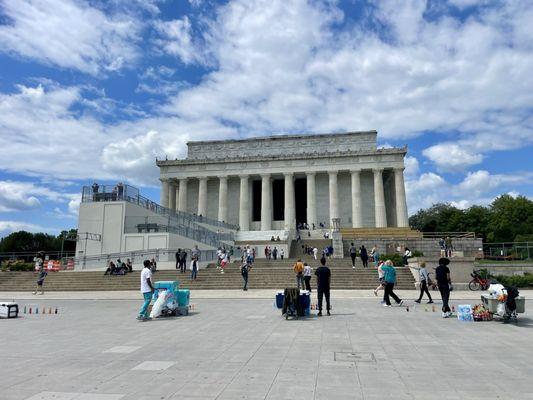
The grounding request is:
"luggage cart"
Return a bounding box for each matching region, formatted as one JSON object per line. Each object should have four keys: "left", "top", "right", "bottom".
{"left": 152, "top": 281, "right": 190, "bottom": 317}
{"left": 481, "top": 289, "right": 525, "bottom": 323}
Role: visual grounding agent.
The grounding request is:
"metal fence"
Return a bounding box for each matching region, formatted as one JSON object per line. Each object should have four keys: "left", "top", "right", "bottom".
{"left": 422, "top": 232, "right": 476, "bottom": 239}
{"left": 81, "top": 184, "right": 238, "bottom": 230}
{"left": 0, "top": 251, "right": 76, "bottom": 263}
{"left": 482, "top": 242, "right": 533, "bottom": 261}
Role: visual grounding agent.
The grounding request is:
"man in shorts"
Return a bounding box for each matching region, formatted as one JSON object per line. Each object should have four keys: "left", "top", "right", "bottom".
{"left": 137, "top": 260, "right": 154, "bottom": 321}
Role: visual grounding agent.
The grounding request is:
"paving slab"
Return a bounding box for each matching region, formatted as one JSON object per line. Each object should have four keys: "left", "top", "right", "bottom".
{"left": 2, "top": 297, "right": 533, "bottom": 399}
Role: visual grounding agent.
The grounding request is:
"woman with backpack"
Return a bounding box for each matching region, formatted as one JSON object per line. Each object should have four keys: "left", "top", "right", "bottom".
{"left": 412, "top": 262, "right": 433, "bottom": 304}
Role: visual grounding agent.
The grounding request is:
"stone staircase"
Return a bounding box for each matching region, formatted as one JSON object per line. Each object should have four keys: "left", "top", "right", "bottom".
{"left": 0, "top": 258, "right": 415, "bottom": 291}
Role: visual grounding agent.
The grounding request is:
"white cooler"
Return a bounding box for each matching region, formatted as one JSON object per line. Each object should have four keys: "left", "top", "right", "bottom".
{"left": 0, "top": 302, "right": 19, "bottom": 318}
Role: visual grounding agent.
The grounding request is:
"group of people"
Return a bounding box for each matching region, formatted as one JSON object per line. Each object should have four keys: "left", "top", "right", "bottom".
{"left": 264, "top": 246, "right": 283, "bottom": 260}
{"left": 104, "top": 258, "right": 134, "bottom": 276}
{"left": 174, "top": 245, "right": 201, "bottom": 280}
{"left": 292, "top": 257, "right": 332, "bottom": 316}
{"left": 373, "top": 257, "right": 453, "bottom": 318}
{"left": 348, "top": 243, "right": 381, "bottom": 268}
{"left": 439, "top": 236, "right": 454, "bottom": 257}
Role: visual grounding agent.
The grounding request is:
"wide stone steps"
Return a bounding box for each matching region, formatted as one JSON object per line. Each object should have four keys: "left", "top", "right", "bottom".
{"left": 0, "top": 260, "right": 415, "bottom": 291}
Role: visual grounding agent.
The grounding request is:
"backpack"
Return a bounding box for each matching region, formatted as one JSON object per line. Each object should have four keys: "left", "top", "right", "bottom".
{"left": 241, "top": 264, "right": 248, "bottom": 275}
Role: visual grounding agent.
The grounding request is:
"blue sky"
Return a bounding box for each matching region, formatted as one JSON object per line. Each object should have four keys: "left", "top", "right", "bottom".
{"left": 0, "top": 0, "right": 532, "bottom": 236}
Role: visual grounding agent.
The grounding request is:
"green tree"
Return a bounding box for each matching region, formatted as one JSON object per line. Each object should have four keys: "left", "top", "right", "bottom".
{"left": 487, "top": 195, "right": 533, "bottom": 242}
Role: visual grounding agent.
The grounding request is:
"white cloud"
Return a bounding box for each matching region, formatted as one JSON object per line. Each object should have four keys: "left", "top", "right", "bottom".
{"left": 0, "top": 0, "right": 141, "bottom": 75}
{"left": 0, "top": 220, "right": 51, "bottom": 236}
{"left": 404, "top": 156, "right": 419, "bottom": 177}
{"left": 154, "top": 16, "right": 206, "bottom": 65}
{"left": 422, "top": 143, "right": 483, "bottom": 171}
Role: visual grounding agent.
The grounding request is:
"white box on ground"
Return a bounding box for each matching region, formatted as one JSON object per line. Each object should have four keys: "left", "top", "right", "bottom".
{"left": 0, "top": 302, "right": 19, "bottom": 318}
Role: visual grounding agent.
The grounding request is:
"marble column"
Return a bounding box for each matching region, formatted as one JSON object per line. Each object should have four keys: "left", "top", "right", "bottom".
{"left": 306, "top": 172, "right": 316, "bottom": 228}
{"left": 218, "top": 176, "right": 228, "bottom": 223}
{"left": 174, "top": 184, "right": 179, "bottom": 211}
{"left": 394, "top": 168, "right": 409, "bottom": 227}
{"left": 160, "top": 179, "right": 169, "bottom": 208}
{"left": 197, "top": 177, "right": 208, "bottom": 216}
{"left": 239, "top": 175, "right": 250, "bottom": 231}
{"left": 168, "top": 181, "right": 176, "bottom": 212}
{"left": 177, "top": 178, "right": 188, "bottom": 212}
{"left": 260, "top": 174, "right": 272, "bottom": 231}
{"left": 373, "top": 168, "right": 387, "bottom": 228}
{"left": 328, "top": 171, "right": 339, "bottom": 227}
{"left": 284, "top": 172, "right": 295, "bottom": 230}
{"left": 351, "top": 170, "right": 363, "bottom": 228}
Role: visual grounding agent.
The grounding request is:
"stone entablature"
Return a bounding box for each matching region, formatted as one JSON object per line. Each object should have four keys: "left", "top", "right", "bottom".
{"left": 157, "top": 148, "right": 406, "bottom": 179}
{"left": 184, "top": 130, "right": 377, "bottom": 161}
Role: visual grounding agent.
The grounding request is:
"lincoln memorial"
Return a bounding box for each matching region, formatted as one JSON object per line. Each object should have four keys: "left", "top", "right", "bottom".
{"left": 156, "top": 130, "right": 409, "bottom": 232}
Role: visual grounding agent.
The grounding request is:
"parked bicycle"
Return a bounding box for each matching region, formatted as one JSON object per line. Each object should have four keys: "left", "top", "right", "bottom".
{"left": 469, "top": 269, "right": 490, "bottom": 291}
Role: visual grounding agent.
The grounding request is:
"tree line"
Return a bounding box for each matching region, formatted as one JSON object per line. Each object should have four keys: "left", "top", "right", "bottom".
{"left": 0, "top": 229, "right": 78, "bottom": 254}
{"left": 409, "top": 194, "right": 533, "bottom": 243}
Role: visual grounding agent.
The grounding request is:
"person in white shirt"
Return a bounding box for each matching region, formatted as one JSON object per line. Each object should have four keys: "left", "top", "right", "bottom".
{"left": 402, "top": 247, "right": 412, "bottom": 266}
{"left": 312, "top": 247, "right": 318, "bottom": 260}
{"left": 412, "top": 262, "right": 433, "bottom": 304}
{"left": 373, "top": 261, "right": 385, "bottom": 298}
{"left": 280, "top": 248, "right": 285, "bottom": 260}
{"left": 303, "top": 262, "right": 313, "bottom": 292}
{"left": 137, "top": 260, "right": 154, "bottom": 321}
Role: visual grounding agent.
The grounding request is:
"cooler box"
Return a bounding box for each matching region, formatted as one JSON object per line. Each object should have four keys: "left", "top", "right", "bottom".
{"left": 276, "top": 291, "right": 284, "bottom": 309}
{"left": 154, "top": 281, "right": 179, "bottom": 293}
{"left": 177, "top": 289, "right": 190, "bottom": 307}
{"left": 0, "top": 302, "right": 18, "bottom": 318}
{"left": 481, "top": 295, "right": 525, "bottom": 313}
{"left": 299, "top": 291, "right": 311, "bottom": 316}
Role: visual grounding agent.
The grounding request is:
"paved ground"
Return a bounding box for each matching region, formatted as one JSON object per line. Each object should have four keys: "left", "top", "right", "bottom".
{"left": 2, "top": 294, "right": 533, "bottom": 400}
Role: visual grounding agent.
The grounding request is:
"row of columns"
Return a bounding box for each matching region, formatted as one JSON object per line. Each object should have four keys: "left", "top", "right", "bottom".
{"left": 160, "top": 168, "right": 409, "bottom": 229}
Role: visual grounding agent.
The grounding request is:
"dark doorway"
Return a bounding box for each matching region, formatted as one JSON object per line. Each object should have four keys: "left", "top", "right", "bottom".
{"left": 294, "top": 178, "right": 307, "bottom": 224}
{"left": 252, "top": 180, "right": 261, "bottom": 221}
{"left": 272, "top": 179, "right": 284, "bottom": 221}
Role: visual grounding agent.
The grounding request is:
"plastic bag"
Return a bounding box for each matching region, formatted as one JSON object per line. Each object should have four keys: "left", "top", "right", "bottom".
{"left": 496, "top": 302, "right": 506, "bottom": 317}
{"left": 150, "top": 290, "right": 169, "bottom": 318}
{"left": 488, "top": 284, "right": 504, "bottom": 299}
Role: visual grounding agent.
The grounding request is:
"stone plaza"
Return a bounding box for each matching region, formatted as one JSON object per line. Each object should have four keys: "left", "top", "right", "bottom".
{"left": 2, "top": 293, "right": 533, "bottom": 400}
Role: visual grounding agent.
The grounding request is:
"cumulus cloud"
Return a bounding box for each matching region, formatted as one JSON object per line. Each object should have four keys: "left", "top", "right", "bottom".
{"left": 0, "top": 0, "right": 141, "bottom": 75}
{"left": 0, "top": 220, "right": 50, "bottom": 236}
{"left": 423, "top": 143, "right": 483, "bottom": 171}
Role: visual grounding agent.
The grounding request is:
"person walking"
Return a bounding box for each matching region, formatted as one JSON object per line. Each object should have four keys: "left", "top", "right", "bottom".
{"left": 349, "top": 243, "right": 357, "bottom": 269}
{"left": 303, "top": 262, "right": 312, "bottom": 292}
{"left": 412, "top": 262, "right": 433, "bottom": 304}
{"left": 241, "top": 261, "right": 251, "bottom": 291}
{"left": 371, "top": 245, "right": 380, "bottom": 267}
{"left": 293, "top": 259, "right": 305, "bottom": 289}
{"left": 315, "top": 257, "right": 331, "bottom": 316}
{"left": 360, "top": 245, "right": 369, "bottom": 268}
{"left": 402, "top": 247, "right": 412, "bottom": 266}
{"left": 445, "top": 237, "right": 453, "bottom": 258}
{"left": 381, "top": 260, "right": 403, "bottom": 307}
{"left": 373, "top": 261, "right": 385, "bottom": 298}
{"left": 137, "top": 260, "right": 154, "bottom": 321}
{"left": 312, "top": 247, "right": 318, "bottom": 260}
{"left": 272, "top": 247, "right": 278, "bottom": 260}
{"left": 436, "top": 258, "right": 452, "bottom": 317}
{"left": 33, "top": 254, "right": 47, "bottom": 295}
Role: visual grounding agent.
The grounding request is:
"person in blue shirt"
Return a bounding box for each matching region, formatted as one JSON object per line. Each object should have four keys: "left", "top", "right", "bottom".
{"left": 381, "top": 260, "right": 404, "bottom": 307}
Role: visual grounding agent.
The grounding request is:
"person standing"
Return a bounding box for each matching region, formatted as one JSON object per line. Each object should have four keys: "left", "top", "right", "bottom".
{"left": 175, "top": 249, "right": 181, "bottom": 270}
{"left": 439, "top": 237, "right": 445, "bottom": 257}
{"left": 190, "top": 258, "right": 198, "bottom": 281}
{"left": 349, "top": 243, "right": 357, "bottom": 269}
{"left": 371, "top": 245, "right": 380, "bottom": 267}
{"left": 280, "top": 248, "right": 285, "bottom": 260}
{"left": 315, "top": 257, "right": 331, "bottom": 316}
{"left": 192, "top": 245, "right": 201, "bottom": 262}
{"left": 436, "top": 258, "right": 452, "bottom": 317}
{"left": 381, "top": 260, "right": 403, "bottom": 307}
{"left": 150, "top": 258, "right": 157, "bottom": 273}
{"left": 293, "top": 259, "right": 305, "bottom": 289}
{"left": 445, "top": 237, "right": 453, "bottom": 258}
{"left": 272, "top": 247, "right": 278, "bottom": 260}
{"left": 360, "top": 245, "right": 369, "bottom": 268}
{"left": 137, "top": 260, "right": 154, "bottom": 321}
{"left": 412, "top": 262, "right": 433, "bottom": 304}
{"left": 241, "top": 261, "right": 251, "bottom": 291}
{"left": 303, "top": 262, "right": 312, "bottom": 292}
{"left": 402, "top": 247, "right": 412, "bottom": 266}
{"left": 312, "top": 247, "right": 318, "bottom": 260}
{"left": 179, "top": 249, "right": 187, "bottom": 273}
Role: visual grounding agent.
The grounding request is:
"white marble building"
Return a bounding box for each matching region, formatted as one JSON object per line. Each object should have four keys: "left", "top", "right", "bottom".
{"left": 157, "top": 131, "right": 409, "bottom": 232}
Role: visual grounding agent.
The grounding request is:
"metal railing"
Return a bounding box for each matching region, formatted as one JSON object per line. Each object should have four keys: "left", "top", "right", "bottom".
{"left": 422, "top": 232, "right": 476, "bottom": 239}
{"left": 481, "top": 242, "right": 533, "bottom": 261}
{"left": 125, "top": 216, "right": 233, "bottom": 248}
{"left": 0, "top": 251, "right": 76, "bottom": 263}
{"left": 81, "top": 184, "right": 238, "bottom": 230}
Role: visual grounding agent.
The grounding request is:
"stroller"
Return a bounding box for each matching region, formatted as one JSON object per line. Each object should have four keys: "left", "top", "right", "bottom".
{"left": 502, "top": 286, "right": 520, "bottom": 322}
{"left": 282, "top": 288, "right": 303, "bottom": 320}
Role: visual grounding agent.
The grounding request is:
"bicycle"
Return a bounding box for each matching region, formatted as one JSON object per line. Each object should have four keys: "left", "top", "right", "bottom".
{"left": 468, "top": 269, "right": 490, "bottom": 291}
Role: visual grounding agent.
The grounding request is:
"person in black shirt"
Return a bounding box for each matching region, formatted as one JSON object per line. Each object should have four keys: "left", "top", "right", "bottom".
{"left": 315, "top": 257, "right": 331, "bottom": 316}
{"left": 435, "top": 257, "right": 452, "bottom": 317}
{"left": 175, "top": 249, "right": 181, "bottom": 270}
{"left": 360, "top": 245, "right": 368, "bottom": 268}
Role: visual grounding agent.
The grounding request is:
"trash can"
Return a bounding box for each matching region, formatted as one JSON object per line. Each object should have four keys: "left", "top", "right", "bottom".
{"left": 177, "top": 289, "right": 190, "bottom": 307}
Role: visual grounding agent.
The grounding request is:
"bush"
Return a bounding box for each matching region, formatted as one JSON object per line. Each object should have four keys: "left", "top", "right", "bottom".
{"left": 379, "top": 253, "right": 404, "bottom": 266}
{"left": 2, "top": 260, "right": 35, "bottom": 271}
{"left": 411, "top": 250, "right": 424, "bottom": 258}
{"left": 494, "top": 273, "right": 533, "bottom": 288}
